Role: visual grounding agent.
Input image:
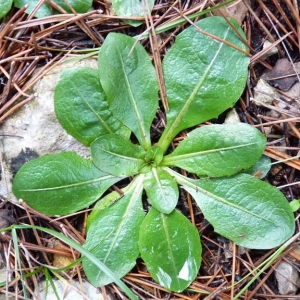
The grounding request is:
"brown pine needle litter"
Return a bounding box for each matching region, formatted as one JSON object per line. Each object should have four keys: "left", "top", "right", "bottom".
{"left": 1, "top": 0, "right": 300, "bottom": 299}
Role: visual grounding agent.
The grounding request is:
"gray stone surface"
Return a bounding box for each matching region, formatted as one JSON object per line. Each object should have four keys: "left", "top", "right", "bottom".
{"left": 0, "top": 58, "right": 97, "bottom": 202}
{"left": 36, "top": 279, "right": 111, "bottom": 300}
{"left": 275, "top": 260, "right": 300, "bottom": 296}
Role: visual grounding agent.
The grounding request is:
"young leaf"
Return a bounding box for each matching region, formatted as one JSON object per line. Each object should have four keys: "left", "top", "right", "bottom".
{"left": 87, "top": 190, "right": 124, "bottom": 229}
{"left": 177, "top": 172, "right": 295, "bottom": 249}
{"left": 111, "top": 0, "right": 154, "bottom": 27}
{"left": 243, "top": 155, "right": 271, "bottom": 178}
{"left": 12, "top": 152, "right": 121, "bottom": 216}
{"left": 139, "top": 208, "right": 202, "bottom": 292}
{"left": 157, "top": 16, "right": 250, "bottom": 152}
{"left": 83, "top": 175, "right": 145, "bottom": 286}
{"left": 98, "top": 33, "right": 158, "bottom": 149}
{"left": 55, "top": 67, "right": 124, "bottom": 146}
{"left": 162, "top": 124, "right": 266, "bottom": 177}
{"left": 0, "top": 0, "right": 13, "bottom": 18}
{"left": 144, "top": 168, "right": 179, "bottom": 214}
{"left": 91, "top": 133, "right": 146, "bottom": 177}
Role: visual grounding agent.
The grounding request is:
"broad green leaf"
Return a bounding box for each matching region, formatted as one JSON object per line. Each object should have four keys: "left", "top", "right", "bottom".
{"left": 290, "top": 200, "right": 300, "bottom": 212}
{"left": 139, "top": 208, "right": 201, "bottom": 292}
{"left": 98, "top": 33, "right": 158, "bottom": 149}
{"left": 14, "top": 0, "right": 91, "bottom": 17}
{"left": 83, "top": 175, "right": 145, "bottom": 286}
{"left": 91, "top": 133, "right": 146, "bottom": 177}
{"left": 158, "top": 16, "right": 250, "bottom": 152}
{"left": 55, "top": 67, "right": 124, "bottom": 146}
{"left": 179, "top": 172, "right": 295, "bottom": 249}
{"left": 14, "top": 0, "right": 51, "bottom": 17}
{"left": 52, "top": 0, "right": 92, "bottom": 13}
{"left": 243, "top": 155, "right": 271, "bottom": 178}
{"left": 0, "top": 0, "right": 13, "bottom": 18}
{"left": 112, "top": 0, "right": 154, "bottom": 27}
{"left": 162, "top": 124, "right": 266, "bottom": 177}
{"left": 144, "top": 168, "right": 179, "bottom": 214}
{"left": 87, "top": 184, "right": 132, "bottom": 229}
{"left": 12, "top": 152, "right": 121, "bottom": 216}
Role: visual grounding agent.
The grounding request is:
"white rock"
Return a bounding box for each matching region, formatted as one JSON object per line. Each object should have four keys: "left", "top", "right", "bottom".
{"left": 275, "top": 260, "right": 299, "bottom": 295}
{"left": 36, "top": 279, "right": 111, "bottom": 300}
{"left": 0, "top": 58, "right": 98, "bottom": 201}
{"left": 224, "top": 108, "right": 240, "bottom": 124}
{"left": 253, "top": 79, "right": 279, "bottom": 106}
{"left": 285, "top": 82, "right": 300, "bottom": 108}
{"left": 261, "top": 40, "right": 278, "bottom": 60}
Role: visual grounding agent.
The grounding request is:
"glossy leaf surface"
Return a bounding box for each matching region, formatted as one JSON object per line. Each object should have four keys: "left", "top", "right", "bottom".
{"left": 91, "top": 133, "right": 146, "bottom": 177}
{"left": 12, "top": 152, "right": 121, "bottom": 216}
{"left": 55, "top": 67, "right": 124, "bottom": 146}
{"left": 139, "top": 208, "right": 201, "bottom": 292}
{"left": 112, "top": 0, "right": 154, "bottom": 27}
{"left": 181, "top": 173, "right": 295, "bottom": 249}
{"left": 144, "top": 168, "right": 179, "bottom": 214}
{"left": 98, "top": 33, "right": 158, "bottom": 149}
{"left": 0, "top": 0, "right": 13, "bottom": 18}
{"left": 158, "top": 16, "right": 249, "bottom": 152}
{"left": 83, "top": 175, "right": 145, "bottom": 286}
{"left": 162, "top": 124, "right": 266, "bottom": 177}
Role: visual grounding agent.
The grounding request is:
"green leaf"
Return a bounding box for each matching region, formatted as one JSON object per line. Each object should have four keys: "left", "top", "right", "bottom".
{"left": 91, "top": 133, "right": 146, "bottom": 177}
{"left": 98, "top": 33, "right": 158, "bottom": 149}
{"left": 179, "top": 172, "right": 295, "bottom": 249}
{"left": 145, "top": 146, "right": 163, "bottom": 166}
{"left": 54, "top": 67, "right": 122, "bottom": 145}
{"left": 144, "top": 168, "right": 179, "bottom": 214}
{"left": 14, "top": 0, "right": 51, "bottom": 17}
{"left": 12, "top": 152, "right": 121, "bottom": 216}
{"left": 52, "top": 0, "right": 92, "bottom": 13}
{"left": 162, "top": 124, "right": 266, "bottom": 177}
{"left": 290, "top": 200, "right": 300, "bottom": 212}
{"left": 13, "top": 0, "right": 91, "bottom": 17}
{"left": 111, "top": 0, "right": 154, "bottom": 27}
{"left": 243, "top": 155, "right": 271, "bottom": 178}
{"left": 54, "top": 67, "right": 124, "bottom": 146}
{"left": 139, "top": 208, "right": 201, "bottom": 292}
{"left": 83, "top": 175, "right": 145, "bottom": 286}
{"left": 157, "top": 16, "right": 250, "bottom": 152}
{"left": 0, "top": 0, "right": 13, "bottom": 18}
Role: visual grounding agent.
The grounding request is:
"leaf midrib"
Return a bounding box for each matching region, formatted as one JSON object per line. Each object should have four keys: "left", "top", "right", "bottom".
{"left": 20, "top": 175, "right": 116, "bottom": 191}
{"left": 160, "top": 27, "right": 231, "bottom": 150}
{"left": 167, "top": 168, "right": 277, "bottom": 225}
{"left": 100, "top": 147, "right": 145, "bottom": 163}
{"left": 116, "top": 45, "right": 149, "bottom": 147}
{"left": 100, "top": 175, "right": 144, "bottom": 263}
{"left": 163, "top": 142, "right": 258, "bottom": 165}
{"left": 161, "top": 212, "right": 181, "bottom": 288}
{"left": 69, "top": 81, "right": 113, "bottom": 134}
{"left": 152, "top": 168, "right": 167, "bottom": 204}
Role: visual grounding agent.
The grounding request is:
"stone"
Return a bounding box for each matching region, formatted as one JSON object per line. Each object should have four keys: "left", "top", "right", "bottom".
{"left": 224, "top": 108, "right": 240, "bottom": 124}
{"left": 275, "top": 260, "right": 299, "bottom": 296}
{"left": 37, "top": 279, "right": 112, "bottom": 300}
{"left": 253, "top": 79, "right": 280, "bottom": 106}
{"left": 0, "top": 58, "right": 98, "bottom": 202}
